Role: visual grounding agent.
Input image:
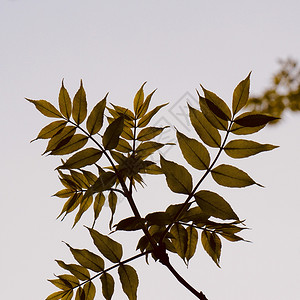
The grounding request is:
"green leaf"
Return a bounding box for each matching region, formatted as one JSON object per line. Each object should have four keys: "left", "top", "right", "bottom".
{"left": 224, "top": 139, "right": 278, "bottom": 158}
{"left": 88, "top": 228, "right": 123, "bottom": 263}
{"left": 195, "top": 190, "right": 238, "bottom": 220}
{"left": 83, "top": 282, "right": 96, "bottom": 300}
{"left": 26, "top": 98, "right": 63, "bottom": 118}
{"left": 67, "top": 244, "right": 104, "bottom": 272}
{"left": 108, "top": 191, "right": 117, "bottom": 230}
{"left": 59, "top": 80, "right": 72, "bottom": 119}
{"left": 188, "top": 105, "right": 221, "bottom": 148}
{"left": 50, "top": 134, "right": 88, "bottom": 155}
{"left": 72, "top": 80, "right": 87, "bottom": 125}
{"left": 176, "top": 130, "right": 210, "bottom": 170}
{"left": 134, "top": 82, "right": 146, "bottom": 115}
{"left": 136, "top": 141, "right": 164, "bottom": 159}
{"left": 185, "top": 226, "right": 198, "bottom": 263}
{"left": 137, "top": 89, "right": 156, "bottom": 118}
{"left": 58, "top": 148, "right": 102, "bottom": 169}
{"left": 56, "top": 260, "right": 90, "bottom": 281}
{"left": 137, "top": 126, "right": 167, "bottom": 141}
{"left": 73, "top": 196, "right": 93, "bottom": 227}
{"left": 103, "top": 116, "right": 124, "bottom": 150}
{"left": 32, "top": 120, "right": 67, "bottom": 141}
{"left": 118, "top": 265, "right": 138, "bottom": 300}
{"left": 46, "top": 290, "right": 69, "bottom": 300}
{"left": 137, "top": 103, "right": 168, "bottom": 127}
{"left": 86, "top": 96, "right": 107, "bottom": 135}
{"left": 232, "top": 72, "right": 251, "bottom": 115}
{"left": 211, "top": 164, "right": 261, "bottom": 187}
{"left": 115, "top": 217, "right": 145, "bottom": 231}
{"left": 160, "top": 156, "right": 193, "bottom": 194}
{"left": 170, "top": 223, "right": 188, "bottom": 260}
{"left": 94, "top": 192, "right": 105, "bottom": 223}
{"left": 234, "top": 112, "right": 280, "bottom": 127}
{"left": 100, "top": 273, "right": 115, "bottom": 300}
{"left": 201, "top": 230, "right": 221, "bottom": 267}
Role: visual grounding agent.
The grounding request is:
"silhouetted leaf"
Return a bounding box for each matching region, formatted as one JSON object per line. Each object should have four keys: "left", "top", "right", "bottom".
{"left": 138, "top": 164, "right": 163, "bottom": 174}
{"left": 234, "top": 112, "right": 280, "bottom": 127}
{"left": 160, "top": 156, "right": 193, "bottom": 194}
{"left": 201, "top": 230, "right": 221, "bottom": 267}
{"left": 115, "top": 138, "right": 132, "bottom": 153}
{"left": 211, "top": 164, "right": 261, "bottom": 187}
{"left": 137, "top": 103, "right": 168, "bottom": 127}
{"left": 59, "top": 80, "right": 72, "bottom": 119}
{"left": 134, "top": 82, "right": 146, "bottom": 115}
{"left": 171, "top": 223, "right": 188, "bottom": 260}
{"left": 94, "top": 193, "right": 105, "bottom": 223}
{"left": 181, "top": 206, "right": 210, "bottom": 223}
{"left": 177, "top": 130, "right": 210, "bottom": 170}
{"left": 224, "top": 139, "right": 278, "bottom": 158}
{"left": 50, "top": 134, "right": 88, "bottom": 155}
{"left": 86, "top": 96, "right": 107, "bottom": 135}
{"left": 83, "top": 282, "right": 96, "bottom": 300}
{"left": 82, "top": 170, "right": 97, "bottom": 185}
{"left": 188, "top": 105, "right": 221, "bottom": 148}
{"left": 137, "top": 126, "right": 167, "bottom": 141}
{"left": 185, "top": 226, "right": 198, "bottom": 263}
{"left": 103, "top": 116, "right": 124, "bottom": 150}
{"left": 121, "top": 126, "right": 134, "bottom": 140}
{"left": 136, "top": 141, "right": 164, "bottom": 159}
{"left": 26, "top": 98, "right": 63, "bottom": 118}
{"left": 195, "top": 190, "right": 238, "bottom": 220}
{"left": 56, "top": 260, "right": 90, "bottom": 280}
{"left": 72, "top": 81, "right": 87, "bottom": 125}
{"left": 145, "top": 211, "right": 172, "bottom": 226}
{"left": 115, "top": 217, "right": 145, "bottom": 231}
{"left": 33, "top": 120, "right": 67, "bottom": 141}
{"left": 230, "top": 121, "right": 265, "bottom": 135}
{"left": 118, "top": 264, "right": 138, "bottom": 300}
{"left": 108, "top": 191, "right": 117, "bottom": 230}
{"left": 100, "top": 273, "right": 115, "bottom": 300}
{"left": 232, "top": 72, "right": 251, "bottom": 115}
{"left": 88, "top": 228, "right": 123, "bottom": 263}
{"left": 58, "top": 148, "right": 102, "bottom": 169}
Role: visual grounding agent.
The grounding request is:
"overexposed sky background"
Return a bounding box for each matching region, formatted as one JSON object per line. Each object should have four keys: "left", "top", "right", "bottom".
{"left": 1, "top": 1, "right": 300, "bottom": 299}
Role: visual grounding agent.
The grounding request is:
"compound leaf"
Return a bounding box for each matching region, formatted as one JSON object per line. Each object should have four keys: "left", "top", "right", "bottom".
{"left": 176, "top": 130, "right": 210, "bottom": 170}
{"left": 201, "top": 230, "right": 221, "bottom": 267}
{"left": 26, "top": 98, "right": 63, "bottom": 118}
{"left": 232, "top": 72, "right": 251, "bottom": 115}
{"left": 118, "top": 264, "right": 138, "bottom": 300}
{"left": 72, "top": 81, "right": 87, "bottom": 125}
{"left": 160, "top": 156, "right": 193, "bottom": 194}
{"left": 88, "top": 228, "right": 123, "bottom": 263}
{"left": 86, "top": 96, "right": 107, "bottom": 135}
{"left": 103, "top": 116, "right": 124, "bottom": 150}
{"left": 59, "top": 80, "right": 72, "bottom": 119}
{"left": 100, "top": 273, "right": 115, "bottom": 300}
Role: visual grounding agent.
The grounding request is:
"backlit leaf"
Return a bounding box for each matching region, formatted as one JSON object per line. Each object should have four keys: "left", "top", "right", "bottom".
{"left": 86, "top": 96, "right": 107, "bottom": 135}
{"left": 188, "top": 105, "right": 221, "bottom": 148}
{"left": 108, "top": 191, "right": 117, "bottom": 230}
{"left": 72, "top": 80, "right": 87, "bottom": 125}
{"left": 100, "top": 273, "right": 115, "bottom": 300}
{"left": 234, "top": 112, "right": 279, "bottom": 127}
{"left": 26, "top": 98, "right": 63, "bottom": 118}
{"left": 53, "top": 189, "right": 75, "bottom": 198}
{"left": 33, "top": 120, "right": 67, "bottom": 141}
{"left": 134, "top": 82, "right": 146, "bottom": 115}
{"left": 58, "top": 148, "right": 102, "bottom": 169}
{"left": 160, "top": 156, "right": 193, "bottom": 194}
{"left": 211, "top": 164, "right": 260, "bottom": 187}
{"left": 137, "top": 103, "right": 168, "bottom": 127}
{"left": 230, "top": 121, "right": 265, "bottom": 135}
{"left": 83, "top": 282, "right": 96, "bottom": 300}
{"left": 94, "top": 192, "right": 105, "bottom": 222}
{"left": 58, "top": 274, "right": 79, "bottom": 288}
{"left": 59, "top": 80, "right": 72, "bottom": 119}
{"left": 48, "top": 278, "right": 73, "bottom": 290}
{"left": 224, "top": 139, "right": 278, "bottom": 158}
{"left": 88, "top": 228, "right": 123, "bottom": 263}
{"left": 176, "top": 130, "right": 210, "bottom": 170}
{"left": 195, "top": 190, "right": 238, "bottom": 220}
{"left": 137, "top": 126, "right": 166, "bottom": 141}
{"left": 103, "top": 116, "right": 124, "bottom": 150}
{"left": 185, "top": 226, "right": 198, "bottom": 262}
{"left": 145, "top": 211, "right": 172, "bottom": 226}
{"left": 136, "top": 141, "right": 164, "bottom": 159}
{"left": 201, "top": 230, "right": 221, "bottom": 267}
{"left": 115, "top": 138, "right": 132, "bottom": 153}
{"left": 57, "top": 193, "right": 82, "bottom": 219}
{"left": 115, "top": 217, "right": 145, "bottom": 231}
{"left": 118, "top": 264, "right": 138, "bottom": 300}
{"left": 170, "top": 223, "right": 188, "bottom": 260}
{"left": 181, "top": 206, "right": 209, "bottom": 223}
{"left": 137, "top": 89, "right": 156, "bottom": 118}
{"left": 56, "top": 260, "right": 90, "bottom": 281}
{"left": 50, "top": 134, "right": 88, "bottom": 155}
{"left": 73, "top": 196, "right": 93, "bottom": 227}
{"left": 75, "top": 287, "right": 85, "bottom": 300}
{"left": 61, "top": 290, "right": 73, "bottom": 300}
{"left": 232, "top": 72, "right": 251, "bottom": 115}
{"left": 70, "top": 170, "right": 90, "bottom": 189}
{"left": 46, "top": 290, "right": 69, "bottom": 300}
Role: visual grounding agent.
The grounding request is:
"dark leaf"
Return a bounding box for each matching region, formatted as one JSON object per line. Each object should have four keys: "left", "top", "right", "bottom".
{"left": 50, "top": 134, "right": 88, "bottom": 155}
{"left": 118, "top": 264, "right": 139, "bottom": 300}
{"left": 103, "top": 116, "right": 124, "bottom": 150}
{"left": 86, "top": 96, "right": 107, "bottom": 135}
{"left": 201, "top": 230, "right": 222, "bottom": 267}
{"left": 234, "top": 112, "right": 280, "bottom": 127}
{"left": 232, "top": 72, "right": 251, "bottom": 115}
{"left": 100, "top": 272, "right": 115, "bottom": 300}
{"left": 185, "top": 226, "right": 198, "bottom": 263}
{"left": 115, "top": 217, "right": 145, "bottom": 231}
{"left": 170, "top": 223, "right": 188, "bottom": 260}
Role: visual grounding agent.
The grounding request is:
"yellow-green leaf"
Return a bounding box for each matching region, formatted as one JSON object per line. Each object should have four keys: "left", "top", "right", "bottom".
{"left": 56, "top": 260, "right": 90, "bottom": 281}
{"left": 59, "top": 80, "right": 72, "bottom": 119}
{"left": 160, "top": 156, "right": 193, "bottom": 194}
{"left": 51, "top": 134, "right": 88, "bottom": 155}
{"left": 176, "top": 130, "right": 210, "bottom": 170}
{"left": 73, "top": 196, "right": 93, "bottom": 227}
{"left": 75, "top": 287, "right": 85, "bottom": 300}
{"left": 46, "top": 290, "right": 69, "bottom": 300}
{"left": 134, "top": 82, "right": 146, "bottom": 115}
{"left": 103, "top": 116, "right": 124, "bottom": 150}
{"left": 224, "top": 139, "right": 278, "bottom": 158}
{"left": 86, "top": 96, "right": 107, "bottom": 135}
{"left": 118, "top": 265, "right": 138, "bottom": 300}
{"left": 26, "top": 98, "right": 63, "bottom": 118}
{"left": 201, "top": 230, "right": 221, "bottom": 267}
{"left": 232, "top": 72, "right": 251, "bottom": 115}
{"left": 33, "top": 120, "right": 67, "bottom": 141}
{"left": 61, "top": 290, "right": 73, "bottom": 300}
{"left": 72, "top": 81, "right": 87, "bottom": 125}
{"left": 137, "top": 126, "right": 166, "bottom": 141}
{"left": 136, "top": 141, "right": 164, "bottom": 159}
{"left": 211, "top": 164, "right": 261, "bottom": 187}
{"left": 88, "top": 228, "right": 123, "bottom": 263}
{"left": 58, "top": 274, "right": 79, "bottom": 288}
{"left": 188, "top": 105, "right": 221, "bottom": 148}
{"left": 195, "top": 190, "right": 238, "bottom": 220}
{"left": 53, "top": 189, "right": 75, "bottom": 198}
{"left": 185, "top": 226, "right": 198, "bottom": 262}
{"left": 100, "top": 272, "right": 115, "bottom": 300}
{"left": 94, "top": 192, "right": 105, "bottom": 222}
{"left": 83, "top": 282, "right": 96, "bottom": 300}
{"left": 59, "top": 148, "right": 102, "bottom": 169}
{"left": 137, "top": 103, "right": 168, "bottom": 128}
{"left": 170, "top": 223, "right": 188, "bottom": 260}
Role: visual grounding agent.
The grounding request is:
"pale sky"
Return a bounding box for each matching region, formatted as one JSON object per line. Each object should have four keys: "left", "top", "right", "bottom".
{"left": 1, "top": 1, "right": 300, "bottom": 299}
